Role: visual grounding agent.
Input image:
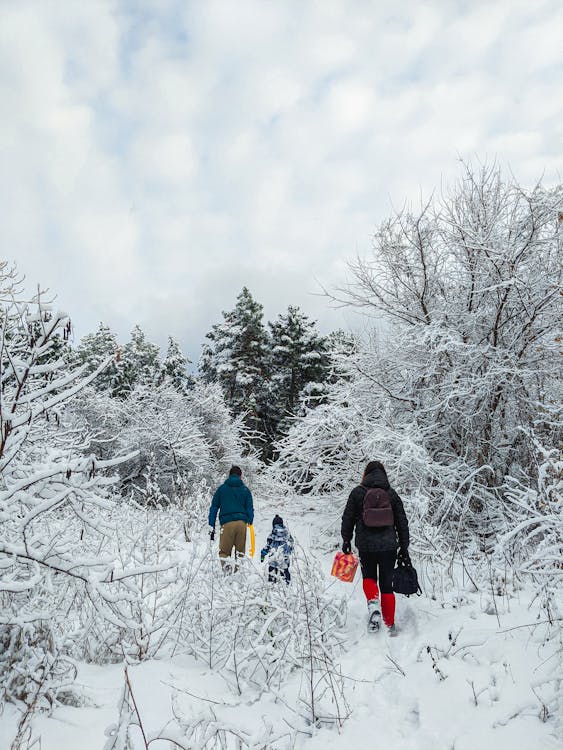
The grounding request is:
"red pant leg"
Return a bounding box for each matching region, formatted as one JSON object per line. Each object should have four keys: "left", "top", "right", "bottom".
{"left": 362, "top": 578, "right": 379, "bottom": 601}
{"left": 381, "top": 593, "right": 395, "bottom": 626}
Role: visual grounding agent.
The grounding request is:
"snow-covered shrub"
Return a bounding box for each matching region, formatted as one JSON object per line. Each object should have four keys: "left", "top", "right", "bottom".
{"left": 73, "top": 500, "right": 186, "bottom": 664}
{"left": 102, "top": 383, "right": 212, "bottom": 495}
{"left": 0, "top": 263, "right": 127, "bottom": 599}
{"left": 172, "top": 474, "right": 214, "bottom": 542}
{"left": 497, "top": 421, "right": 562, "bottom": 619}
{"left": 0, "top": 622, "right": 75, "bottom": 710}
{"left": 103, "top": 539, "right": 349, "bottom": 749}
{"left": 0, "top": 263, "right": 135, "bottom": 728}
{"left": 187, "top": 381, "right": 260, "bottom": 480}
{"left": 178, "top": 542, "right": 348, "bottom": 726}
{"left": 269, "top": 345, "right": 435, "bottom": 497}
{"left": 69, "top": 380, "right": 257, "bottom": 499}
{"left": 64, "top": 385, "right": 121, "bottom": 462}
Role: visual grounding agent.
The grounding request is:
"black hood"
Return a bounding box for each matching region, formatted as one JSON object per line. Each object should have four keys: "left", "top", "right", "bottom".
{"left": 362, "top": 468, "right": 390, "bottom": 490}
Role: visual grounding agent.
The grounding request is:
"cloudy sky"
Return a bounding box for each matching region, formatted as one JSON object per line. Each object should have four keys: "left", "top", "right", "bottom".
{"left": 1, "top": 0, "right": 562, "bottom": 363}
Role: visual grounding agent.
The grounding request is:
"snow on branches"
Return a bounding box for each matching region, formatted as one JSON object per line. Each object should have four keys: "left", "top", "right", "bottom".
{"left": 0, "top": 263, "right": 128, "bottom": 590}
{"left": 270, "top": 164, "right": 562, "bottom": 592}
{"left": 0, "top": 264, "right": 136, "bottom": 721}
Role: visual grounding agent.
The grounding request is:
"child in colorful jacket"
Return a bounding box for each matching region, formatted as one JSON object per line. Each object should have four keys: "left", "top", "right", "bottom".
{"left": 261, "top": 515, "right": 294, "bottom": 584}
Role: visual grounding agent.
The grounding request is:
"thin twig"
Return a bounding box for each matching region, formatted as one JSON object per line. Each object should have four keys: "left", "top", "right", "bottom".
{"left": 124, "top": 667, "right": 149, "bottom": 749}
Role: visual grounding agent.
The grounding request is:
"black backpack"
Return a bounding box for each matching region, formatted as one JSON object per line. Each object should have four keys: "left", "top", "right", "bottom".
{"left": 392, "top": 552, "right": 422, "bottom": 597}
{"left": 362, "top": 486, "right": 394, "bottom": 527}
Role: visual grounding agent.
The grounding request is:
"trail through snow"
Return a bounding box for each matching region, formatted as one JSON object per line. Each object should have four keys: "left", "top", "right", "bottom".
{"left": 1, "top": 507, "right": 561, "bottom": 750}
{"left": 291, "top": 509, "right": 562, "bottom": 750}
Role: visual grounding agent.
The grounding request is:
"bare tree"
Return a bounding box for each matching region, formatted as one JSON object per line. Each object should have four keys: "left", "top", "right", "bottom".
{"left": 324, "top": 164, "right": 561, "bottom": 517}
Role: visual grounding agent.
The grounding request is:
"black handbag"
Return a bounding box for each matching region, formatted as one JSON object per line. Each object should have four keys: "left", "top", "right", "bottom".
{"left": 392, "top": 551, "right": 422, "bottom": 596}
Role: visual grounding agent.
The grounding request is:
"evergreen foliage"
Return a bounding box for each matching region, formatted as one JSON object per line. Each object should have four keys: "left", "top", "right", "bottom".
{"left": 200, "top": 291, "right": 334, "bottom": 456}
{"left": 71, "top": 322, "right": 122, "bottom": 394}
{"left": 160, "top": 335, "right": 192, "bottom": 393}
{"left": 264, "top": 306, "right": 331, "bottom": 450}
{"left": 114, "top": 325, "right": 161, "bottom": 397}
{"left": 200, "top": 287, "right": 269, "bottom": 436}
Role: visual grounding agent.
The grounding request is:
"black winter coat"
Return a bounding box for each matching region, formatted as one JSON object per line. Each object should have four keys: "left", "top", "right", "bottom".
{"left": 341, "top": 469, "right": 409, "bottom": 554}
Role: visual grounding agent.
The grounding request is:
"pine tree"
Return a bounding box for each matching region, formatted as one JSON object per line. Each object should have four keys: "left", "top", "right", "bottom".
{"left": 71, "top": 322, "right": 122, "bottom": 394}
{"left": 160, "top": 336, "right": 192, "bottom": 393}
{"left": 115, "top": 325, "right": 161, "bottom": 396}
{"left": 200, "top": 287, "right": 269, "bottom": 434}
{"left": 265, "top": 306, "right": 331, "bottom": 447}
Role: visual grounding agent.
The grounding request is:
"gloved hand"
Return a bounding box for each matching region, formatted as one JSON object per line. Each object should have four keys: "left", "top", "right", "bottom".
{"left": 398, "top": 547, "right": 410, "bottom": 564}
{"left": 208, "top": 525, "right": 215, "bottom": 542}
{"left": 342, "top": 540, "right": 352, "bottom": 555}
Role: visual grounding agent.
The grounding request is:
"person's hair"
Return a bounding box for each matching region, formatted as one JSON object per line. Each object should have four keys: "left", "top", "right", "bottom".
{"left": 229, "top": 465, "right": 242, "bottom": 477}
{"left": 362, "top": 460, "right": 386, "bottom": 480}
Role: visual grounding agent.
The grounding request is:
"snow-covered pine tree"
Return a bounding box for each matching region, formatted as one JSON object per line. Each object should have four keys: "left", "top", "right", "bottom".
{"left": 114, "top": 324, "right": 161, "bottom": 396}
{"left": 264, "top": 306, "right": 331, "bottom": 452}
{"left": 200, "top": 287, "right": 269, "bottom": 441}
{"left": 71, "top": 322, "right": 122, "bottom": 394}
{"left": 160, "top": 335, "right": 192, "bottom": 393}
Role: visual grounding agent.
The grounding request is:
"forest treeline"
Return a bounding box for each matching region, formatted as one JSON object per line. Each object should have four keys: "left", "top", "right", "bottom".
{"left": 63, "top": 288, "right": 350, "bottom": 463}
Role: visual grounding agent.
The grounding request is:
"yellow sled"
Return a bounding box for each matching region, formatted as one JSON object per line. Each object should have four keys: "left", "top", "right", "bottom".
{"left": 247, "top": 524, "right": 255, "bottom": 558}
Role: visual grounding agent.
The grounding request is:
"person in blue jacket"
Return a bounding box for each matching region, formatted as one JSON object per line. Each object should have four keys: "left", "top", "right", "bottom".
{"left": 208, "top": 465, "right": 254, "bottom": 562}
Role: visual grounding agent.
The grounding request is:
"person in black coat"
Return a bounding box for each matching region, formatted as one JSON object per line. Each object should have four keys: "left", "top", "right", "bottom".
{"left": 341, "top": 460, "right": 409, "bottom": 633}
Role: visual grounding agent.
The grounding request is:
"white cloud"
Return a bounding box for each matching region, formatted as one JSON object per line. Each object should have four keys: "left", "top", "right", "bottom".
{"left": 1, "top": 0, "right": 561, "bottom": 364}
{"left": 129, "top": 131, "right": 197, "bottom": 184}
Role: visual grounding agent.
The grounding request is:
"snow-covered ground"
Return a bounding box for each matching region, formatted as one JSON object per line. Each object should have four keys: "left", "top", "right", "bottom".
{"left": 1, "top": 508, "right": 561, "bottom": 750}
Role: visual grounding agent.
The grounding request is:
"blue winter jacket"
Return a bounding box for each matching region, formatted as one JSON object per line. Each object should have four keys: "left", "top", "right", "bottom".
{"left": 208, "top": 475, "right": 254, "bottom": 527}
{"left": 260, "top": 523, "right": 294, "bottom": 570}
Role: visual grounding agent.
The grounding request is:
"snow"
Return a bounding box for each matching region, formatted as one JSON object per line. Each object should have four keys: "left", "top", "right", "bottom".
{"left": 1, "top": 508, "right": 560, "bottom": 750}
